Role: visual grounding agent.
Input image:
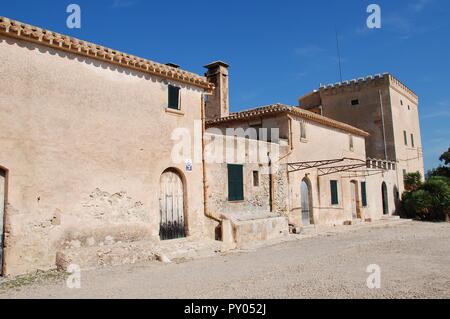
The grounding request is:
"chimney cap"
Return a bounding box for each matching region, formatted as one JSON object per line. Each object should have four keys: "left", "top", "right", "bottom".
{"left": 204, "top": 61, "right": 229, "bottom": 69}
{"left": 165, "top": 63, "right": 180, "bottom": 69}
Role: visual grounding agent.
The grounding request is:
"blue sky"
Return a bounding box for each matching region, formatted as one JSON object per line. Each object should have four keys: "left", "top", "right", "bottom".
{"left": 1, "top": 0, "right": 449, "bottom": 170}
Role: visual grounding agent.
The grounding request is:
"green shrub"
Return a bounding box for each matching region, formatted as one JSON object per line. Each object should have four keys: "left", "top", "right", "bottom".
{"left": 404, "top": 172, "right": 422, "bottom": 192}
{"left": 402, "top": 176, "right": 450, "bottom": 221}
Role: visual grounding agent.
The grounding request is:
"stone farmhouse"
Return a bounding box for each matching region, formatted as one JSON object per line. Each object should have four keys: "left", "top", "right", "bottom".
{"left": 0, "top": 17, "right": 424, "bottom": 277}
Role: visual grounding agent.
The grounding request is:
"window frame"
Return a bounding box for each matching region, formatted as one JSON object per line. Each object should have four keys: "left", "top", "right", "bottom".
{"left": 168, "top": 85, "right": 181, "bottom": 110}
{"left": 227, "top": 164, "right": 244, "bottom": 202}
{"left": 403, "top": 130, "right": 408, "bottom": 146}
{"left": 300, "top": 121, "right": 307, "bottom": 140}
{"left": 351, "top": 99, "right": 360, "bottom": 106}
{"left": 361, "top": 181, "right": 367, "bottom": 207}
{"left": 330, "top": 180, "right": 339, "bottom": 205}
{"left": 252, "top": 170, "right": 260, "bottom": 187}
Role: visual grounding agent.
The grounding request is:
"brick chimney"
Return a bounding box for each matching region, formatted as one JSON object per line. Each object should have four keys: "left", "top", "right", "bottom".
{"left": 204, "top": 61, "right": 229, "bottom": 120}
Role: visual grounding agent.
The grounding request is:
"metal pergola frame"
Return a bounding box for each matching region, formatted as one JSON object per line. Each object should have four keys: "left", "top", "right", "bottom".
{"left": 317, "top": 162, "right": 368, "bottom": 177}
{"left": 287, "top": 157, "right": 367, "bottom": 176}
{"left": 341, "top": 169, "right": 387, "bottom": 179}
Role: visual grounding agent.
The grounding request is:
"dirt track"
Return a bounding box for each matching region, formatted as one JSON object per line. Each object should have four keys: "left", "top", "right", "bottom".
{"left": 1, "top": 220, "right": 449, "bottom": 299}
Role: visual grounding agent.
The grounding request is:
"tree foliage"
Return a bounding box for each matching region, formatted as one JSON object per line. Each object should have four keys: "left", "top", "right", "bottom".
{"left": 427, "top": 147, "right": 450, "bottom": 179}
{"left": 401, "top": 148, "right": 450, "bottom": 222}
{"left": 404, "top": 172, "right": 422, "bottom": 192}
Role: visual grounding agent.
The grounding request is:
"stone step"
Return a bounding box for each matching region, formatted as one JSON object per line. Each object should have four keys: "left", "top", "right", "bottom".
{"left": 381, "top": 215, "right": 401, "bottom": 220}
{"left": 343, "top": 219, "right": 363, "bottom": 226}
{"left": 56, "top": 238, "right": 222, "bottom": 271}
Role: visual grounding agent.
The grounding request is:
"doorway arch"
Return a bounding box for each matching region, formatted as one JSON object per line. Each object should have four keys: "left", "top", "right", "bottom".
{"left": 301, "top": 178, "right": 313, "bottom": 226}
{"left": 393, "top": 185, "right": 400, "bottom": 214}
{"left": 382, "top": 182, "right": 389, "bottom": 215}
{"left": 159, "top": 168, "right": 186, "bottom": 240}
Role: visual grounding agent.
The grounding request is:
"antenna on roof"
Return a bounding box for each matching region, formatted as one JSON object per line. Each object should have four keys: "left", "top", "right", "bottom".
{"left": 335, "top": 26, "right": 343, "bottom": 83}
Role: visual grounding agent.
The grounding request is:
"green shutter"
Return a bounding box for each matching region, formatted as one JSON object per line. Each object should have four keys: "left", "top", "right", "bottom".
{"left": 228, "top": 164, "right": 244, "bottom": 201}
{"left": 330, "top": 180, "right": 339, "bottom": 205}
{"left": 168, "top": 85, "right": 180, "bottom": 109}
{"left": 361, "top": 182, "right": 367, "bottom": 207}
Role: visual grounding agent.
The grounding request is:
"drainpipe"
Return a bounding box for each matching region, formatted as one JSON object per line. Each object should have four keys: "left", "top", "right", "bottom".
{"left": 379, "top": 90, "right": 388, "bottom": 161}
{"left": 276, "top": 115, "right": 294, "bottom": 220}
{"left": 201, "top": 92, "right": 221, "bottom": 223}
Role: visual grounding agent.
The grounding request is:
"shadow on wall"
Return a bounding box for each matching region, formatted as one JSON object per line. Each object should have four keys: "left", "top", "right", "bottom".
{"left": 0, "top": 37, "right": 197, "bottom": 91}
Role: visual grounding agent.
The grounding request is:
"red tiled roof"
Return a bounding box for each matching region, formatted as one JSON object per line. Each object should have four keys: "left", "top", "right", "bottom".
{"left": 206, "top": 103, "right": 370, "bottom": 137}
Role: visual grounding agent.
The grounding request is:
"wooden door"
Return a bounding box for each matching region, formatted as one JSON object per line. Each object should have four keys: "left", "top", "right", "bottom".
{"left": 159, "top": 170, "right": 186, "bottom": 240}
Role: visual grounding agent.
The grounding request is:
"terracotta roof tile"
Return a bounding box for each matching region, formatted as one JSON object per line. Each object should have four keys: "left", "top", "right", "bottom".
{"left": 0, "top": 17, "right": 214, "bottom": 91}
{"left": 206, "top": 103, "right": 370, "bottom": 137}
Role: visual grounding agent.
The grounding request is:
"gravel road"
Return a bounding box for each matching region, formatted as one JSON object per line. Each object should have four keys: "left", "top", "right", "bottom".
{"left": 1, "top": 220, "right": 449, "bottom": 299}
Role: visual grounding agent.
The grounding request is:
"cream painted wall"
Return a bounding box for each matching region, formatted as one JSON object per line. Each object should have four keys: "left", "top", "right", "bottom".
{"left": 0, "top": 35, "right": 207, "bottom": 276}
{"left": 287, "top": 115, "right": 368, "bottom": 226}
{"left": 388, "top": 87, "right": 425, "bottom": 186}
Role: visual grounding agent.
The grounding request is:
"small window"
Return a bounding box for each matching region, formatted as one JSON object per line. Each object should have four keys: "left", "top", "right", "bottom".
{"left": 361, "top": 182, "right": 367, "bottom": 207}
{"left": 253, "top": 171, "right": 259, "bottom": 187}
{"left": 403, "top": 130, "right": 408, "bottom": 146}
{"left": 408, "top": 105, "right": 411, "bottom": 110}
{"left": 168, "top": 85, "right": 180, "bottom": 110}
{"left": 400, "top": 100, "right": 403, "bottom": 106}
{"left": 300, "top": 121, "right": 307, "bottom": 139}
{"left": 349, "top": 135, "right": 354, "bottom": 151}
{"left": 266, "top": 128, "right": 279, "bottom": 143}
{"left": 411, "top": 134, "right": 415, "bottom": 148}
{"left": 351, "top": 99, "right": 359, "bottom": 106}
{"left": 330, "top": 180, "right": 339, "bottom": 205}
{"left": 249, "top": 125, "right": 262, "bottom": 140}
{"left": 228, "top": 164, "right": 244, "bottom": 201}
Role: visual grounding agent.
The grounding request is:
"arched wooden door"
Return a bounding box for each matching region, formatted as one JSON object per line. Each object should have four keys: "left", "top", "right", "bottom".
{"left": 159, "top": 169, "right": 186, "bottom": 240}
{"left": 301, "top": 178, "right": 313, "bottom": 226}
{"left": 0, "top": 169, "right": 6, "bottom": 275}
{"left": 382, "top": 182, "right": 389, "bottom": 215}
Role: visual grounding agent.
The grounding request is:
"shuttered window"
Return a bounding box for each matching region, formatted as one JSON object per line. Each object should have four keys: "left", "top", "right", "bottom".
{"left": 228, "top": 164, "right": 244, "bottom": 201}
{"left": 253, "top": 171, "right": 259, "bottom": 187}
{"left": 300, "top": 121, "right": 306, "bottom": 139}
{"left": 403, "top": 130, "right": 408, "bottom": 146}
{"left": 330, "top": 180, "right": 339, "bottom": 205}
{"left": 411, "top": 134, "right": 415, "bottom": 148}
{"left": 361, "top": 182, "right": 367, "bottom": 207}
{"left": 168, "top": 85, "right": 180, "bottom": 110}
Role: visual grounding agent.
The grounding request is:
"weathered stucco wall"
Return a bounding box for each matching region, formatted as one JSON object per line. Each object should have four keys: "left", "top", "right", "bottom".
{"left": 299, "top": 75, "right": 424, "bottom": 194}
{"left": 205, "top": 133, "right": 289, "bottom": 220}
{"left": 286, "top": 115, "right": 368, "bottom": 226}
{"left": 0, "top": 35, "right": 207, "bottom": 276}
{"left": 388, "top": 86, "right": 424, "bottom": 186}
{"left": 310, "top": 78, "right": 396, "bottom": 162}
